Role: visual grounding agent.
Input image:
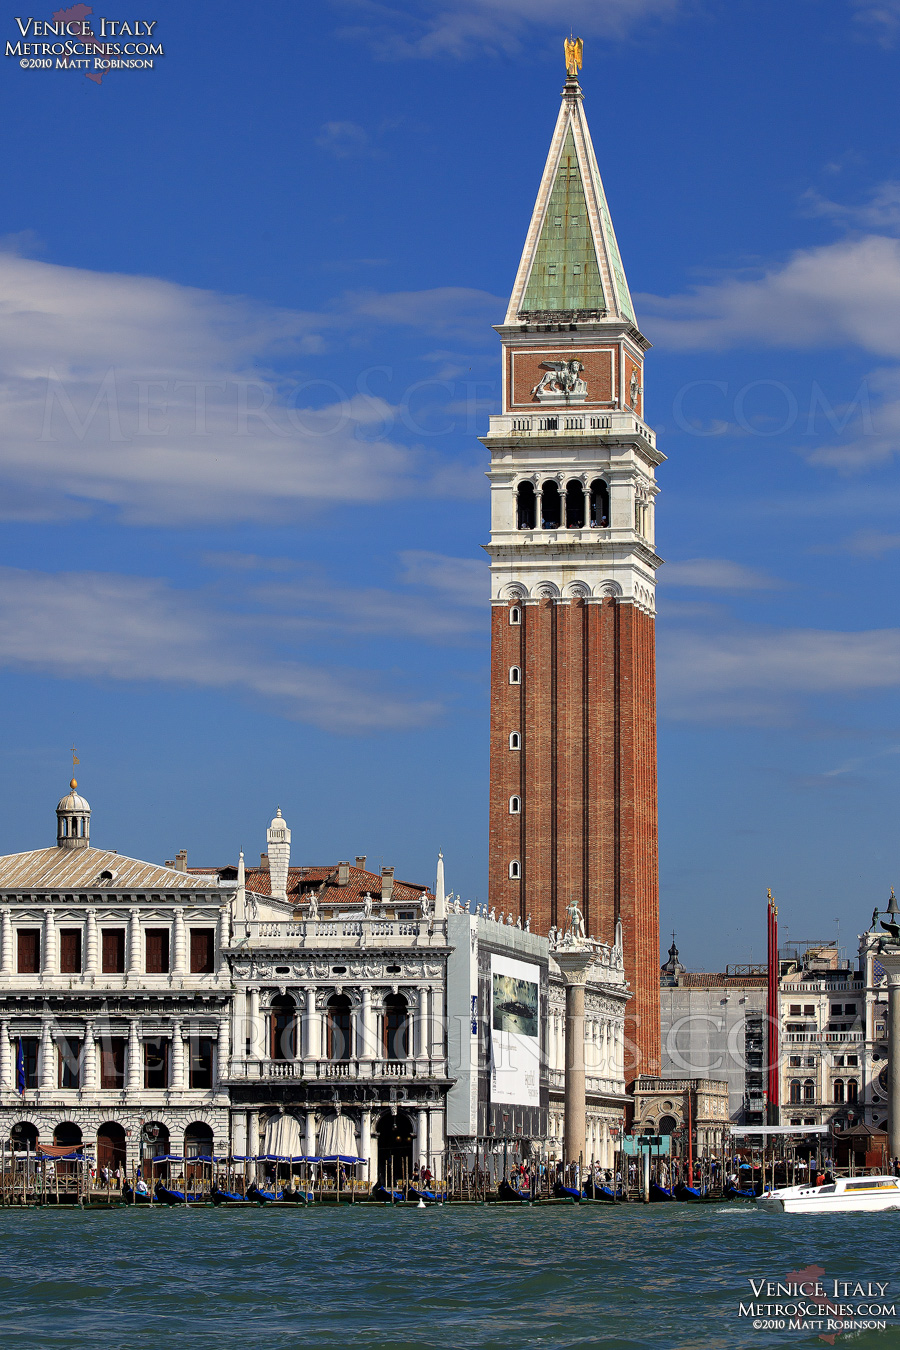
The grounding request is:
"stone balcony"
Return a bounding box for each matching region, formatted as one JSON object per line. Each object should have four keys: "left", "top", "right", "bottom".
{"left": 224, "top": 1056, "right": 447, "bottom": 1083}
{"left": 230, "top": 918, "right": 448, "bottom": 951}
{"left": 484, "top": 410, "right": 658, "bottom": 451}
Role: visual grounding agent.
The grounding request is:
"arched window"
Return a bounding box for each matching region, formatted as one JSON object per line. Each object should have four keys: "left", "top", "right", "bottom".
{"left": 509, "top": 607, "right": 521, "bottom": 625}
{"left": 509, "top": 732, "right": 521, "bottom": 750}
{"left": 803, "top": 1079, "right": 815, "bottom": 1103}
{"left": 789, "top": 1080, "right": 801, "bottom": 1104}
{"left": 589, "top": 479, "right": 610, "bottom": 528}
{"left": 847, "top": 1078, "right": 858, "bottom": 1103}
{"left": 565, "top": 480, "right": 585, "bottom": 529}
{"left": 269, "top": 994, "right": 296, "bottom": 1061}
{"left": 509, "top": 666, "right": 521, "bottom": 684}
{"left": 509, "top": 796, "right": 521, "bottom": 815}
{"left": 657, "top": 1115, "right": 677, "bottom": 1136}
{"left": 541, "top": 481, "right": 561, "bottom": 530}
{"left": 184, "top": 1121, "right": 214, "bottom": 1160}
{"left": 516, "top": 482, "right": 536, "bottom": 530}
{"left": 509, "top": 860, "right": 520, "bottom": 880}
{"left": 383, "top": 993, "right": 409, "bottom": 1061}
{"left": 833, "top": 1079, "right": 845, "bottom": 1104}
{"left": 327, "top": 994, "right": 352, "bottom": 1061}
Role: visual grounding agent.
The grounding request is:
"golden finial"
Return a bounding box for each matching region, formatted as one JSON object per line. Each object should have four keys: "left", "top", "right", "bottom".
{"left": 564, "top": 35, "right": 583, "bottom": 78}
{"left": 70, "top": 778, "right": 77, "bottom": 791}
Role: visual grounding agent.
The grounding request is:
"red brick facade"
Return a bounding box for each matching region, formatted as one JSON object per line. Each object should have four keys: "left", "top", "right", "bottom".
{"left": 488, "top": 596, "right": 660, "bottom": 1077}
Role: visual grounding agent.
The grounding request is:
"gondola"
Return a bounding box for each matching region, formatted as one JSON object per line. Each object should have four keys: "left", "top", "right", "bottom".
{"left": 582, "top": 1179, "right": 618, "bottom": 1202}
{"left": 154, "top": 1181, "right": 202, "bottom": 1205}
{"left": 246, "top": 1182, "right": 278, "bottom": 1204}
{"left": 498, "top": 1179, "right": 530, "bottom": 1202}
{"left": 552, "top": 1181, "right": 582, "bottom": 1201}
{"left": 371, "top": 1182, "right": 403, "bottom": 1202}
{"left": 723, "top": 1182, "right": 757, "bottom": 1201}
{"left": 674, "top": 1183, "right": 705, "bottom": 1202}
{"left": 649, "top": 1180, "right": 675, "bottom": 1202}
{"left": 121, "top": 1181, "right": 151, "bottom": 1204}
{"left": 210, "top": 1184, "right": 245, "bottom": 1204}
{"left": 408, "top": 1186, "right": 444, "bottom": 1203}
{"left": 279, "top": 1184, "right": 312, "bottom": 1203}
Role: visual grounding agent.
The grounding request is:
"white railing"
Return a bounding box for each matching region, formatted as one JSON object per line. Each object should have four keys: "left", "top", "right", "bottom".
{"left": 233, "top": 918, "right": 441, "bottom": 947}
{"left": 489, "top": 412, "right": 653, "bottom": 445}
{"left": 226, "top": 1057, "right": 435, "bottom": 1081}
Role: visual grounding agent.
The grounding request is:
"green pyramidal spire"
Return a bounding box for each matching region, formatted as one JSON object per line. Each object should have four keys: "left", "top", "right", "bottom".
{"left": 506, "top": 75, "right": 636, "bottom": 327}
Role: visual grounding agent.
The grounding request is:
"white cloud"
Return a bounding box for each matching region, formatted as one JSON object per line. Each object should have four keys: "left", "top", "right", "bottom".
{"left": 339, "top": 0, "right": 680, "bottom": 59}
{"left": 315, "top": 120, "right": 373, "bottom": 157}
{"left": 398, "top": 550, "right": 487, "bottom": 605}
{"left": 834, "top": 528, "right": 900, "bottom": 556}
{"left": 0, "top": 253, "right": 496, "bottom": 525}
{"left": 639, "top": 236, "right": 900, "bottom": 357}
{"left": 661, "top": 558, "right": 782, "bottom": 591}
{"left": 660, "top": 623, "right": 900, "bottom": 724}
{"left": 801, "top": 180, "right": 900, "bottom": 234}
{"left": 0, "top": 565, "right": 443, "bottom": 732}
{"left": 852, "top": 0, "right": 900, "bottom": 43}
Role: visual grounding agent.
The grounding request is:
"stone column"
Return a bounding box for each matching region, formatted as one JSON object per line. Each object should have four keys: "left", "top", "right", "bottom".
{"left": 361, "top": 1107, "right": 373, "bottom": 1184}
{"left": 415, "top": 987, "right": 429, "bottom": 1060}
{"left": 0, "top": 1020, "right": 10, "bottom": 1088}
{"left": 305, "top": 1110, "right": 317, "bottom": 1158}
{"left": 359, "top": 987, "right": 373, "bottom": 1061}
{"left": 300, "top": 988, "right": 312, "bottom": 1059}
{"left": 43, "top": 908, "right": 58, "bottom": 975}
{"left": 127, "top": 1018, "right": 142, "bottom": 1092}
{"left": 555, "top": 948, "right": 595, "bottom": 1168}
{"left": 172, "top": 910, "right": 186, "bottom": 976}
{"left": 308, "top": 993, "right": 323, "bottom": 1061}
{"left": 82, "top": 1020, "right": 98, "bottom": 1090}
{"left": 429, "top": 1107, "right": 445, "bottom": 1180}
{"left": 127, "top": 909, "right": 141, "bottom": 976}
{"left": 248, "top": 987, "right": 261, "bottom": 1060}
{"left": 0, "top": 908, "right": 12, "bottom": 975}
{"left": 247, "top": 1110, "right": 259, "bottom": 1170}
{"left": 171, "top": 1019, "right": 185, "bottom": 1088}
{"left": 429, "top": 984, "right": 444, "bottom": 1069}
{"left": 216, "top": 906, "right": 229, "bottom": 972}
{"left": 416, "top": 1108, "right": 428, "bottom": 1173}
{"left": 218, "top": 1010, "right": 230, "bottom": 1082}
{"left": 85, "top": 909, "right": 98, "bottom": 975}
{"left": 40, "top": 1019, "right": 55, "bottom": 1090}
{"left": 231, "top": 1110, "right": 247, "bottom": 1158}
{"left": 880, "top": 950, "right": 900, "bottom": 1161}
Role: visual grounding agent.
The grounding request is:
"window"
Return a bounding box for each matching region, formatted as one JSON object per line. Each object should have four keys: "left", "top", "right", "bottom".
{"left": 189, "top": 1037, "right": 214, "bottom": 1089}
{"left": 509, "top": 607, "right": 521, "bottom": 625}
{"left": 59, "top": 929, "right": 82, "bottom": 974}
{"left": 100, "top": 1036, "right": 126, "bottom": 1089}
{"left": 101, "top": 930, "right": 125, "bottom": 974}
{"left": 516, "top": 481, "right": 536, "bottom": 531}
{"left": 509, "top": 666, "right": 521, "bottom": 685}
{"left": 803, "top": 1080, "right": 815, "bottom": 1103}
{"left": 589, "top": 479, "right": 609, "bottom": 528}
{"left": 847, "top": 1078, "right": 858, "bottom": 1103}
{"left": 509, "top": 860, "right": 520, "bottom": 879}
{"left": 383, "top": 993, "right": 409, "bottom": 1060}
{"left": 19, "top": 1038, "right": 39, "bottom": 1090}
{"left": 16, "top": 930, "right": 40, "bottom": 974}
{"left": 565, "top": 479, "right": 585, "bottom": 529}
{"left": 805, "top": 1058, "right": 815, "bottom": 1068}
{"left": 541, "top": 481, "right": 561, "bottom": 530}
{"left": 189, "top": 929, "right": 214, "bottom": 974}
{"left": 790, "top": 1080, "right": 801, "bottom": 1103}
{"left": 833, "top": 1055, "right": 844, "bottom": 1067}
{"left": 143, "top": 1038, "right": 170, "bottom": 1089}
{"left": 833, "top": 1079, "right": 845, "bottom": 1103}
{"left": 145, "top": 928, "right": 170, "bottom": 974}
{"left": 832, "top": 1004, "right": 842, "bottom": 1016}
{"left": 789, "top": 1004, "right": 801, "bottom": 1016}
{"left": 57, "top": 1036, "right": 82, "bottom": 1089}
{"left": 509, "top": 796, "right": 521, "bottom": 815}
{"left": 509, "top": 732, "right": 521, "bottom": 750}
{"left": 269, "top": 995, "right": 296, "bottom": 1061}
{"left": 790, "top": 1056, "right": 801, "bottom": 1067}
{"left": 327, "top": 994, "right": 352, "bottom": 1061}
{"left": 803, "top": 1005, "right": 815, "bottom": 1016}
{"left": 845, "top": 1003, "right": 857, "bottom": 1015}
{"left": 847, "top": 1054, "right": 858, "bottom": 1067}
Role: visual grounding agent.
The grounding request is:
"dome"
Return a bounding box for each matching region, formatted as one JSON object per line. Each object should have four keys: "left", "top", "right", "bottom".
{"left": 57, "top": 779, "right": 90, "bottom": 813}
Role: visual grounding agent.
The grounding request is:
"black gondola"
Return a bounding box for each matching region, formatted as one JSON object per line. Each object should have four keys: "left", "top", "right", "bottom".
{"left": 371, "top": 1182, "right": 403, "bottom": 1202}
{"left": 408, "top": 1186, "right": 444, "bottom": 1202}
{"left": 210, "top": 1184, "right": 245, "bottom": 1204}
{"left": 649, "top": 1180, "right": 675, "bottom": 1202}
{"left": 552, "top": 1181, "right": 582, "bottom": 1201}
{"left": 674, "top": 1183, "right": 705, "bottom": 1202}
{"left": 723, "top": 1182, "right": 756, "bottom": 1200}
{"left": 121, "top": 1181, "right": 151, "bottom": 1204}
{"left": 497, "top": 1179, "right": 530, "bottom": 1202}
{"left": 582, "top": 1179, "right": 618, "bottom": 1202}
{"left": 246, "top": 1182, "right": 277, "bottom": 1204}
{"left": 154, "top": 1181, "right": 199, "bottom": 1205}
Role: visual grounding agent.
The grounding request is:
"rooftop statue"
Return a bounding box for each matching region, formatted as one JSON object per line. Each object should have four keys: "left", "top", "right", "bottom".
{"left": 564, "top": 35, "right": 583, "bottom": 78}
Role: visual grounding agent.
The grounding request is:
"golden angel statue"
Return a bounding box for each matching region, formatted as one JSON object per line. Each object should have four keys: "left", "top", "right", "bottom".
{"left": 564, "top": 36, "right": 583, "bottom": 78}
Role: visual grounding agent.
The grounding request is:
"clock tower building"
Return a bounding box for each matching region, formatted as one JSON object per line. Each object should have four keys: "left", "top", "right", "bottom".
{"left": 484, "top": 62, "right": 663, "bottom": 1075}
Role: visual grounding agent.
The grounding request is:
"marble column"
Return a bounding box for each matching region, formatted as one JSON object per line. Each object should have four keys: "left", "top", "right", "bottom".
{"left": 126, "top": 1019, "right": 142, "bottom": 1092}
{"left": 305, "top": 1110, "right": 317, "bottom": 1158}
{"left": 218, "top": 1011, "right": 230, "bottom": 1082}
{"left": 307, "top": 993, "right": 323, "bottom": 1061}
{"left": 127, "top": 909, "right": 141, "bottom": 976}
{"left": 39, "top": 1019, "right": 55, "bottom": 1090}
{"left": 0, "top": 1020, "right": 10, "bottom": 1088}
{"left": 216, "top": 906, "right": 229, "bottom": 971}
{"left": 360, "top": 1107, "right": 372, "bottom": 1184}
{"left": 172, "top": 910, "right": 186, "bottom": 976}
{"left": 300, "top": 989, "right": 312, "bottom": 1059}
{"left": 171, "top": 1019, "right": 185, "bottom": 1088}
{"left": 0, "top": 908, "right": 12, "bottom": 975}
{"left": 416, "top": 1108, "right": 428, "bottom": 1172}
{"left": 248, "top": 987, "right": 261, "bottom": 1060}
{"left": 231, "top": 1110, "right": 247, "bottom": 1158}
{"left": 880, "top": 949, "right": 900, "bottom": 1160}
{"left": 85, "top": 908, "right": 98, "bottom": 976}
{"left": 415, "top": 987, "right": 429, "bottom": 1060}
{"left": 429, "top": 984, "right": 443, "bottom": 1068}
{"left": 43, "top": 908, "right": 58, "bottom": 975}
{"left": 82, "top": 1020, "right": 98, "bottom": 1090}
{"left": 428, "top": 1107, "right": 444, "bottom": 1179}
{"left": 359, "top": 987, "right": 373, "bottom": 1061}
{"left": 555, "top": 948, "right": 595, "bottom": 1167}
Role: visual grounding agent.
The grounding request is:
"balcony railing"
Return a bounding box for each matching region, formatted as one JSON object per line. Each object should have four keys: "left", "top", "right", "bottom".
{"left": 488, "top": 411, "right": 656, "bottom": 448}
{"left": 225, "top": 1056, "right": 442, "bottom": 1082}
{"left": 232, "top": 918, "right": 443, "bottom": 948}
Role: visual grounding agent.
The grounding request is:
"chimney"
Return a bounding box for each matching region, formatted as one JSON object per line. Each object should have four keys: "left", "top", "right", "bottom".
{"left": 260, "top": 853, "right": 269, "bottom": 871}
{"left": 266, "top": 808, "right": 291, "bottom": 900}
{"left": 175, "top": 849, "right": 187, "bottom": 873}
{"left": 355, "top": 855, "right": 367, "bottom": 871}
{"left": 337, "top": 861, "right": 350, "bottom": 887}
{"left": 381, "top": 866, "right": 394, "bottom": 904}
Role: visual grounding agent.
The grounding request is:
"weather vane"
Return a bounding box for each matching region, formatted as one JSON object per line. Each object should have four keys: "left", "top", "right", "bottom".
{"left": 564, "top": 35, "right": 583, "bottom": 78}
{"left": 71, "top": 744, "right": 79, "bottom": 768}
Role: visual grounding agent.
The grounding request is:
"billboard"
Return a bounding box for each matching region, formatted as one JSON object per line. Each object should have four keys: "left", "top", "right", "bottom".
{"left": 490, "top": 953, "right": 540, "bottom": 1107}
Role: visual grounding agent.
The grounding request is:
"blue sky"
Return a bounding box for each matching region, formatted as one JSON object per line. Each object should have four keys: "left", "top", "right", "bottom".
{"left": 2, "top": 0, "right": 900, "bottom": 968}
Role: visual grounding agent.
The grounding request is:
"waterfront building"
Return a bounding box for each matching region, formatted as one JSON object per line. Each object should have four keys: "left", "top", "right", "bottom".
{"left": 484, "top": 59, "right": 663, "bottom": 1075}
{"left": 0, "top": 782, "right": 234, "bottom": 1171}
{"left": 630, "top": 1076, "right": 730, "bottom": 1160}
{"left": 659, "top": 939, "right": 767, "bottom": 1124}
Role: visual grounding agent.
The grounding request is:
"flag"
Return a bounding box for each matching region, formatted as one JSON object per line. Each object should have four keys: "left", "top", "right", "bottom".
{"left": 16, "top": 1039, "right": 25, "bottom": 1095}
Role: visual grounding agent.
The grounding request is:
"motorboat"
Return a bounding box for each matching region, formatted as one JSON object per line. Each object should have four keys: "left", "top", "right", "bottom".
{"left": 756, "top": 1175, "right": 900, "bottom": 1215}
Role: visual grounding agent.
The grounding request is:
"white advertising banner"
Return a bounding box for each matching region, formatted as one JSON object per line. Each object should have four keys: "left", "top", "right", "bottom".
{"left": 490, "top": 953, "right": 540, "bottom": 1106}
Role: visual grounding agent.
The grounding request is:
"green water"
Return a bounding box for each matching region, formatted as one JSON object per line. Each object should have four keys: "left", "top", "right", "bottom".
{"left": 0, "top": 1203, "right": 897, "bottom": 1349}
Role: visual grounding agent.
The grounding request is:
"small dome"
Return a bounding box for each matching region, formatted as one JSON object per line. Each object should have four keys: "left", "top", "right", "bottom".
{"left": 268, "top": 806, "right": 289, "bottom": 833}
{"left": 57, "top": 778, "right": 90, "bottom": 813}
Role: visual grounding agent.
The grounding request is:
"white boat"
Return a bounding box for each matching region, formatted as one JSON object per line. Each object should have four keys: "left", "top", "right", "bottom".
{"left": 756, "top": 1175, "right": 900, "bottom": 1215}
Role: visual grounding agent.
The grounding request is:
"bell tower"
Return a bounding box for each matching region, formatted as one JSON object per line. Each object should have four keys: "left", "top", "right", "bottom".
{"left": 484, "top": 51, "right": 663, "bottom": 1074}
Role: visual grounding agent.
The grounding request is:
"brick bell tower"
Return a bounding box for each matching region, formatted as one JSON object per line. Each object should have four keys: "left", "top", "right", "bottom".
{"left": 484, "top": 50, "right": 663, "bottom": 1075}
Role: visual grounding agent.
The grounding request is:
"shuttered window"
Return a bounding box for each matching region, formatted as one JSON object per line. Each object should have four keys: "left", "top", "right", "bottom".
{"left": 16, "top": 930, "right": 40, "bottom": 973}
{"left": 101, "top": 930, "right": 125, "bottom": 974}
{"left": 59, "top": 929, "right": 82, "bottom": 974}
{"left": 190, "top": 929, "right": 214, "bottom": 974}
{"left": 145, "top": 929, "right": 169, "bottom": 974}
{"left": 99, "top": 1037, "right": 125, "bottom": 1088}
